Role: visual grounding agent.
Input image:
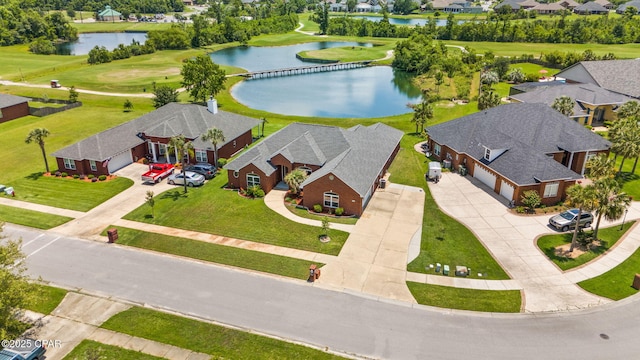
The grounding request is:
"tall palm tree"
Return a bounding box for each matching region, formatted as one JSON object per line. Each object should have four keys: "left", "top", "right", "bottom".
{"left": 585, "top": 154, "right": 616, "bottom": 180}
{"left": 168, "top": 135, "right": 194, "bottom": 193}
{"left": 260, "top": 117, "right": 268, "bottom": 138}
{"left": 592, "top": 178, "right": 632, "bottom": 239}
{"left": 409, "top": 99, "right": 433, "bottom": 134}
{"left": 565, "top": 184, "right": 598, "bottom": 252}
{"left": 551, "top": 96, "right": 575, "bottom": 117}
{"left": 25, "top": 128, "right": 51, "bottom": 173}
{"left": 610, "top": 117, "right": 640, "bottom": 173}
{"left": 201, "top": 127, "right": 225, "bottom": 168}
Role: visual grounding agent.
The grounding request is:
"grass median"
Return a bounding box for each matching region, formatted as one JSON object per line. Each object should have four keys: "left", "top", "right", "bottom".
{"left": 26, "top": 284, "right": 68, "bottom": 314}
{"left": 63, "top": 340, "right": 165, "bottom": 360}
{"left": 0, "top": 204, "right": 72, "bottom": 229}
{"left": 107, "top": 226, "right": 322, "bottom": 280}
{"left": 578, "top": 245, "right": 640, "bottom": 300}
{"left": 407, "top": 282, "right": 522, "bottom": 313}
{"left": 101, "top": 307, "right": 345, "bottom": 359}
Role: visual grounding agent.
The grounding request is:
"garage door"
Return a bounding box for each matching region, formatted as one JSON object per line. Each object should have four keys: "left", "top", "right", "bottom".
{"left": 473, "top": 164, "right": 497, "bottom": 190}
{"left": 499, "top": 180, "right": 515, "bottom": 201}
{"left": 107, "top": 150, "right": 133, "bottom": 173}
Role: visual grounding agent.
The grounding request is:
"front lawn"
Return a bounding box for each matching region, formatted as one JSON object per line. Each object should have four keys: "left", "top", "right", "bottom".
{"left": 26, "top": 284, "right": 67, "bottom": 314}
{"left": 287, "top": 206, "right": 358, "bottom": 225}
{"left": 579, "top": 245, "right": 640, "bottom": 300}
{"left": 0, "top": 204, "right": 72, "bottom": 229}
{"left": 124, "top": 173, "right": 348, "bottom": 255}
{"left": 537, "top": 221, "right": 635, "bottom": 271}
{"left": 108, "top": 226, "right": 322, "bottom": 280}
{"left": 63, "top": 340, "right": 165, "bottom": 360}
{"left": 101, "top": 307, "right": 345, "bottom": 359}
{"left": 407, "top": 282, "right": 522, "bottom": 313}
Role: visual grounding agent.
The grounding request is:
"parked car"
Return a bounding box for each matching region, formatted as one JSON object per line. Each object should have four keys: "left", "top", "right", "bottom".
{"left": 549, "top": 209, "right": 594, "bottom": 232}
{"left": 184, "top": 163, "right": 216, "bottom": 179}
{"left": 0, "top": 339, "right": 46, "bottom": 360}
{"left": 168, "top": 171, "right": 205, "bottom": 187}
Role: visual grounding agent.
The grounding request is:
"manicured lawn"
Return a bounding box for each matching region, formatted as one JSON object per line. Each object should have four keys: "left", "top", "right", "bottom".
{"left": 124, "top": 173, "right": 348, "bottom": 255}
{"left": 63, "top": 340, "right": 165, "bottom": 360}
{"left": 407, "top": 282, "right": 522, "bottom": 313}
{"left": 297, "top": 45, "right": 391, "bottom": 62}
{"left": 101, "top": 307, "right": 345, "bottom": 359}
{"left": 26, "top": 284, "right": 67, "bottom": 314}
{"left": 287, "top": 205, "right": 358, "bottom": 225}
{"left": 579, "top": 245, "right": 640, "bottom": 300}
{"left": 0, "top": 204, "right": 72, "bottom": 229}
{"left": 391, "top": 136, "right": 510, "bottom": 280}
{"left": 108, "top": 226, "right": 322, "bottom": 280}
{"left": 613, "top": 156, "right": 640, "bottom": 200}
{"left": 8, "top": 175, "right": 133, "bottom": 212}
{"left": 537, "top": 221, "right": 635, "bottom": 271}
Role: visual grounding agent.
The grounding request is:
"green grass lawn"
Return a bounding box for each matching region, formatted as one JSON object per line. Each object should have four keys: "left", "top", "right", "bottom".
{"left": 614, "top": 156, "right": 640, "bottom": 200}
{"left": 537, "top": 221, "right": 635, "bottom": 271}
{"left": 108, "top": 226, "right": 322, "bottom": 280}
{"left": 0, "top": 204, "right": 72, "bottom": 229}
{"left": 63, "top": 340, "right": 165, "bottom": 360}
{"left": 101, "top": 307, "right": 345, "bottom": 359}
{"left": 407, "top": 282, "right": 522, "bottom": 313}
{"left": 579, "top": 245, "right": 640, "bottom": 300}
{"left": 124, "top": 173, "right": 348, "bottom": 255}
{"left": 26, "top": 284, "right": 67, "bottom": 314}
{"left": 297, "top": 45, "right": 391, "bottom": 62}
{"left": 287, "top": 205, "right": 358, "bottom": 225}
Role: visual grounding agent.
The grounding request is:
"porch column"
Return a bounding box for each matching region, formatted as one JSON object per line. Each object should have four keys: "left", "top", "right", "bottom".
{"left": 150, "top": 142, "right": 157, "bottom": 163}
{"left": 581, "top": 151, "right": 590, "bottom": 176}
{"left": 164, "top": 144, "right": 170, "bottom": 164}
{"left": 568, "top": 152, "right": 574, "bottom": 172}
{"left": 174, "top": 146, "right": 179, "bottom": 164}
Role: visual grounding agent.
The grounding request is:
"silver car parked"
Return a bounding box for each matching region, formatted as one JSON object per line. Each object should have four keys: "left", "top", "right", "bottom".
{"left": 549, "top": 209, "right": 594, "bottom": 232}
{"left": 167, "top": 171, "right": 205, "bottom": 187}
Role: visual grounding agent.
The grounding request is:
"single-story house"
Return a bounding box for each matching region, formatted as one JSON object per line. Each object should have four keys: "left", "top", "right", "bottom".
{"left": 531, "top": 2, "right": 566, "bottom": 14}
{"left": 426, "top": 103, "right": 611, "bottom": 206}
{"left": 616, "top": 0, "right": 640, "bottom": 13}
{"left": 508, "top": 82, "right": 632, "bottom": 126}
{"left": 594, "top": 0, "right": 614, "bottom": 9}
{"left": 52, "top": 99, "right": 260, "bottom": 176}
{"left": 98, "top": 5, "right": 122, "bottom": 22}
{"left": 225, "top": 122, "right": 403, "bottom": 216}
{"left": 0, "top": 94, "right": 30, "bottom": 123}
{"left": 573, "top": 1, "right": 609, "bottom": 14}
{"left": 554, "top": 60, "right": 640, "bottom": 99}
{"left": 559, "top": 0, "right": 580, "bottom": 9}
{"left": 494, "top": 0, "right": 540, "bottom": 11}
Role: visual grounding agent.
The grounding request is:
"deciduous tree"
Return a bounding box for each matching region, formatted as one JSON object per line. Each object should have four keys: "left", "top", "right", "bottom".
{"left": 152, "top": 85, "right": 179, "bottom": 109}
{"left": 180, "top": 54, "right": 226, "bottom": 104}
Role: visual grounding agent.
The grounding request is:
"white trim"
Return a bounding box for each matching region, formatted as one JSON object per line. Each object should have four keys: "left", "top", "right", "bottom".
{"left": 544, "top": 182, "right": 559, "bottom": 198}
{"left": 247, "top": 173, "right": 260, "bottom": 187}
{"left": 63, "top": 158, "right": 76, "bottom": 170}
{"left": 324, "top": 192, "right": 339, "bottom": 208}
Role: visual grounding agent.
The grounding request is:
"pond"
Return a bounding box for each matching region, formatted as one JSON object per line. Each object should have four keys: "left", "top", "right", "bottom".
{"left": 210, "top": 42, "right": 422, "bottom": 118}
{"left": 56, "top": 32, "right": 147, "bottom": 56}
{"left": 341, "top": 16, "right": 467, "bottom": 27}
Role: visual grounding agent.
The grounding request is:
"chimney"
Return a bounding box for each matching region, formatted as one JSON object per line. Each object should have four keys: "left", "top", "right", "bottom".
{"left": 207, "top": 96, "right": 218, "bottom": 114}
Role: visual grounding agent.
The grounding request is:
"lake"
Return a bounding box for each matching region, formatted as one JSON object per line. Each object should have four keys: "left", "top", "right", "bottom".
{"left": 346, "top": 16, "right": 466, "bottom": 27}
{"left": 56, "top": 32, "right": 147, "bottom": 56}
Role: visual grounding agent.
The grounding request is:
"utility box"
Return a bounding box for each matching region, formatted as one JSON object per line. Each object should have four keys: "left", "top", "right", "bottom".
{"left": 107, "top": 228, "right": 118, "bottom": 243}
{"left": 309, "top": 264, "right": 317, "bottom": 282}
{"left": 379, "top": 179, "right": 386, "bottom": 189}
{"left": 633, "top": 274, "right": 640, "bottom": 290}
{"left": 428, "top": 162, "right": 442, "bottom": 181}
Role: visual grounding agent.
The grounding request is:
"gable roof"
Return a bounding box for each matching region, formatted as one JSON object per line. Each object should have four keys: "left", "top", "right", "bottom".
{"left": 0, "top": 93, "right": 29, "bottom": 108}
{"left": 574, "top": 1, "right": 608, "bottom": 11}
{"left": 555, "top": 60, "right": 640, "bottom": 99}
{"left": 531, "top": 2, "right": 565, "bottom": 11}
{"left": 427, "top": 103, "right": 611, "bottom": 185}
{"left": 98, "top": 5, "right": 122, "bottom": 17}
{"left": 52, "top": 102, "right": 260, "bottom": 161}
{"left": 617, "top": 0, "right": 640, "bottom": 12}
{"left": 225, "top": 122, "right": 403, "bottom": 197}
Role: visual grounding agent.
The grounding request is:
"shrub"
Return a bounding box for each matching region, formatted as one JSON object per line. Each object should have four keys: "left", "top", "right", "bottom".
{"left": 61, "top": 172, "right": 68, "bottom": 177}
{"left": 335, "top": 207, "right": 344, "bottom": 216}
{"left": 313, "top": 204, "right": 322, "bottom": 213}
{"left": 55, "top": 171, "right": 61, "bottom": 177}
{"left": 516, "top": 206, "right": 526, "bottom": 214}
{"left": 73, "top": 174, "right": 79, "bottom": 179}
{"left": 87, "top": 174, "right": 95, "bottom": 179}
{"left": 98, "top": 175, "right": 107, "bottom": 181}
{"left": 245, "top": 185, "right": 264, "bottom": 198}
{"left": 91, "top": 178, "right": 98, "bottom": 182}
{"left": 521, "top": 190, "right": 541, "bottom": 212}
{"left": 585, "top": 125, "right": 593, "bottom": 130}
{"left": 217, "top": 158, "right": 227, "bottom": 167}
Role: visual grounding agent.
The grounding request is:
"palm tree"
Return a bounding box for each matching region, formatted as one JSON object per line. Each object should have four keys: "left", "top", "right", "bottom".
{"left": 585, "top": 154, "right": 616, "bottom": 180}
{"left": 408, "top": 99, "right": 433, "bottom": 134}
{"left": 551, "top": 96, "right": 575, "bottom": 117}
{"left": 260, "top": 117, "right": 268, "bottom": 138}
{"left": 507, "top": 68, "right": 525, "bottom": 83}
{"left": 565, "top": 184, "right": 598, "bottom": 252}
{"left": 284, "top": 169, "right": 308, "bottom": 195}
{"left": 25, "top": 128, "right": 51, "bottom": 173}
{"left": 200, "top": 127, "right": 225, "bottom": 168}
{"left": 592, "top": 178, "right": 631, "bottom": 239}
{"left": 168, "top": 135, "right": 194, "bottom": 193}
{"left": 610, "top": 117, "right": 640, "bottom": 173}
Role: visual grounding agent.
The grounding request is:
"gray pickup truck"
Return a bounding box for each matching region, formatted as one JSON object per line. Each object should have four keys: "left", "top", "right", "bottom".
{"left": 0, "top": 339, "right": 46, "bottom": 360}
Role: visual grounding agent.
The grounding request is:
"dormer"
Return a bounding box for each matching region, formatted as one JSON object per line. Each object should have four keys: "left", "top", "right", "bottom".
{"left": 482, "top": 146, "right": 507, "bottom": 163}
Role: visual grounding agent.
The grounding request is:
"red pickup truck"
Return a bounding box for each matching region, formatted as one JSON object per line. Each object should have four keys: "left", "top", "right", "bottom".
{"left": 141, "top": 163, "right": 175, "bottom": 183}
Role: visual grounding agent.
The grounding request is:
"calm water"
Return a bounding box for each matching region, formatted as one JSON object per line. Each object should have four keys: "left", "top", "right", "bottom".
{"left": 349, "top": 16, "right": 466, "bottom": 26}
{"left": 56, "top": 32, "right": 147, "bottom": 55}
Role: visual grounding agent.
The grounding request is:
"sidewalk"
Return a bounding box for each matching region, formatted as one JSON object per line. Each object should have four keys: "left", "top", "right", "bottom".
{"left": 0, "top": 197, "right": 84, "bottom": 218}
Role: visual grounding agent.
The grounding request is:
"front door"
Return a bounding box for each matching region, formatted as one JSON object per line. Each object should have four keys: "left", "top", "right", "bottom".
{"left": 281, "top": 166, "right": 289, "bottom": 180}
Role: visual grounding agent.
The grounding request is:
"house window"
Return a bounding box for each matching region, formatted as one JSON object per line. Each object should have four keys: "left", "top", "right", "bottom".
{"left": 324, "top": 192, "right": 339, "bottom": 208}
{"left": 233, "top": 171, "right": 239, "bottom": 178}
{"left": 147, "top": 142, "right": 153, "bottom": 153}
{"left": 233, "top": 140, "right": 237, "bottom": 148}
{"left": 63, "top": 158, "right": 76, "bottom": 170}
{"left": 298, "top": 166, "right": 312, "bottom": 175}
{"left": 544, "top": 182, "right": 559, "bottom": 198}
{"left": 433, "top": 144, "right": 441, "bottom": 156}
{"left": 195, "top": 150, "right": 207, "bottom": 163}
{"left": 484, "top": 148, "right": 491, "bottom": 161}
{"left": 247, "top": 173, "right": 260, "bottom": 187}
{"left": 159, "top": 144, "right": 166, "bottom": 155}
{"left": 90, "top": 160, "right": 97, "bottom": 171}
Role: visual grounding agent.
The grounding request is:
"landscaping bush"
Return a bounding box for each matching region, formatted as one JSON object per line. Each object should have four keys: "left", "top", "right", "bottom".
{"left": 217, "top": 158, "right": 227, "bottom": 167}
{"left": 521, "top": 190, "right": 541, "bottom": 212}
{"left": 313, "top": 204, "right": 322, "bottom": 213}
{"left": 516, "top": 206, "right": 526, "bottom": 214}
{"left": 87, "top": 174, "right": 95, "bottom": 179}
{"left": 335, "top": 207, "right": 344, "bottom": 216}
{"left": 98, "top": 175, "right": 107, "bottom": 181}
{"left": 91, "top": 178, "right": 98, "bottom": 182}
{"left": 73, "top": 174, "right": 79, "bottom": 179}
{"left": 61, "top": 172, "right": 68, "bottom": 177}
{"left": 245, "top": 185, "right": 265, "bottom": 198}
{"left": 54, "top": 171, "right": 61, "bottom": 177}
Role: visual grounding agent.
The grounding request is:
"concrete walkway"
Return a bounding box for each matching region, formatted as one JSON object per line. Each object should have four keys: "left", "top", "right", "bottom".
{"left": 0, "top": 197, "right": 84, "bottom": 218}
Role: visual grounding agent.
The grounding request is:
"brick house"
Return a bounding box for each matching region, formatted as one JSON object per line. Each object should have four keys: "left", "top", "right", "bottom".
{"left": 555, "top": 60, "right": 640, "bottom": 100}
{"left": 0, "top": 94, "right": 30, "bottom": 123}
{"left": 426, "top": 103, "right": 611, "bottom": 206}
{"left": 225, "top": 122, "right": 404, "bottom": 216}
{"left": 52, "top": 99, "right": 260, "bottom": 176}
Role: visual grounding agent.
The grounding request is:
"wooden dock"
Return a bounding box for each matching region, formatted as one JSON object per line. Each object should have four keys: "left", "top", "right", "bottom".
{"left": 233, "top": 61, "right": 372, "bottom": 80}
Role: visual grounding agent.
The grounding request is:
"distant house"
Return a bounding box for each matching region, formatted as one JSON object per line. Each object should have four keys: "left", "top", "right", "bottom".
{"left": 0, "top": 94, "right": 29, "bottom": 123}
{"left": 98, "top": 5, "right": 122, "bottom": 22}
{"left": 225, "top": 123, "right": 403, "bottom": 216}
{"left": 52, "top": 99, "right": 260, "bottom": 176}
{"left": 426, "top": 103, "right": 611, "bottom": 206}
{"left": 594, "top": 0, "right": 614, "bottom": 9}
{"left": 558, "top": 0, "right": 580, "bottom": 9}
{"left": 508, "top": 82, "right": 632, "bottom": 126}
{"left": 573, "top": 1, "right": 609, "bottom": 14}
{"left": 616, "top": 0, "right": 640, "bottom": 13}
{"left": 494, "top": 0, "right": 540, "bottom": 10}
{"left": 554, "top": 60, "right": 640, "bottom": 99}
{"left": 531, "top": 2, "right": 566, "bottom": 14}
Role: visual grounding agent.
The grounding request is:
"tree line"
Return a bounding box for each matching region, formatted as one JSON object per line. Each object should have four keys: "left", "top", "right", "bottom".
{"left": 0, "top": 6, "right": 77, "bottom": 46}
{"left": 18, "top": 0, "right": 184, "bottom": 15}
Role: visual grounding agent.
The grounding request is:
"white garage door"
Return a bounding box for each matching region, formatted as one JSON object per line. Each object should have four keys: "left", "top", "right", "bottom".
{"left": 499, "top": 180, "right": 515, "bottom": 201}
{"left": 107, "top": 150, "right": 133, "bottom": 173}
{"left": 473, "top": 164, "right": 497, "bottom": 190}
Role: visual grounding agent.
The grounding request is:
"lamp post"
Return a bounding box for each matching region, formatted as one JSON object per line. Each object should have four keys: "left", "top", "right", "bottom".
{"left": 620, "top": 209, "right": 628, "bottom": 231}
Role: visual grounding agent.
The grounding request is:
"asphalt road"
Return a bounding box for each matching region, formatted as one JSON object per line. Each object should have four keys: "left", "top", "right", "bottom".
{"left": 10, "top": 224, "right": 640, "bottom": 360}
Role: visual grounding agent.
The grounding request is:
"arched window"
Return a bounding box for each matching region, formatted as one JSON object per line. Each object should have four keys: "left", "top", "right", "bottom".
{"left": 233, "top": 171, "right": 239, "bottom": 178}
{"left": 298, "top": 166, "right": 312, "bottom": 175}
{"left": 323, "top": 192, "right": 339, "bottom": 208}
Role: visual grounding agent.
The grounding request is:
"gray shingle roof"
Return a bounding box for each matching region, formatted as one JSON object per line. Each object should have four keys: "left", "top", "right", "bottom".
{"left": 568, "top": 60, "right": 640, "bottom": 99}
{"left": 574, "top": 1, "right": 608, "bottom": 11}
{"left": 52, "top": 103, "right": 260, "bottom": 161}
{"left": 426, "top": 103, "right": 611, "bottom": 185}
{"left": 0, "top": 94, "right": 29, "bottom": 108}
{"left": 617, "top": 0, "right": 640, "bottom": 12}
{"left": 226, "top": 122, "right": 403, "bottom": 197}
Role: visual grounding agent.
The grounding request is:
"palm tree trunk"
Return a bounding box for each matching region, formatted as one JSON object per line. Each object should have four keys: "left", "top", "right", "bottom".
{"left": 214, "top": 145, "right": 218, "bottom": 169}
{"left": 618, "top": 157, "right": 626, "bottom": 173}
{"left": 40, "top": 144, "right": 50, "bottom": 173}
{"left": 594, "top": 213, "right": 603, "bottom": 240}
{"left": 182, "top": 158, "right": 188, "bottom": 193}
{"left": 633, "top": 157, "right": 638, "bottom": 174}
{"left": 569, "top": 208, "right": 583, "bottom": 252}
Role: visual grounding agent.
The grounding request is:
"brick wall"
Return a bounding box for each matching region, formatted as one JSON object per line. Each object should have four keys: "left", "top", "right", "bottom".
{"left": 302, "top": 173, "right": 362, "bottom": 216}
{"left": 0, "top": 102, "right": 29, "bottom": 123}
